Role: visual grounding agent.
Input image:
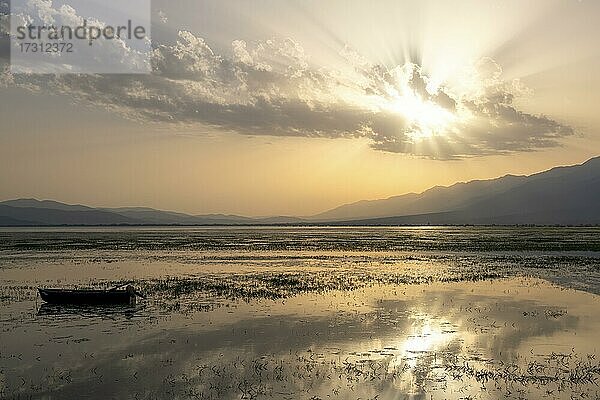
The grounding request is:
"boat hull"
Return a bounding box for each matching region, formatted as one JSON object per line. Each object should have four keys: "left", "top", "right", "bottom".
{"left": 38, "top": 288, "right": 134, "bottom": 305}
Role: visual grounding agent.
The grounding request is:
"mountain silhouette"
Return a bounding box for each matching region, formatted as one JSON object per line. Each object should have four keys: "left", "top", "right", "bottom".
{"left": 0, "top": 156, "right": 598, "bottom": 226}
{"left": 0, "top": 199, "right": 302, "bottom": 226}
{"left": 312, "top": 156, "right": 600, "bottom": 225}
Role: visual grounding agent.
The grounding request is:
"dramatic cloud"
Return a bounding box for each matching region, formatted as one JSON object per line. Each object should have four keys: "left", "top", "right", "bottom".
{"left": 0, "top": 1, "right": 574, "bottom": 159}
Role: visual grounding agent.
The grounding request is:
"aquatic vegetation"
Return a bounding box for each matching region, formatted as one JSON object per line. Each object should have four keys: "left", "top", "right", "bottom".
{"left": 136, "top": 268, "right": 506, "bottom": 313}
{"left": 445, "top": 351, "right": 600, "bottom": 398}
{"left": 1, "top": 226, "right": 599, "bottom": 253}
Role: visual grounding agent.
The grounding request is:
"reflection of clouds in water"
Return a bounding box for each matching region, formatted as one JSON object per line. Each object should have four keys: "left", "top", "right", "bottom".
{"left": 1, "top": 279, "right": 598, "bottom": 399}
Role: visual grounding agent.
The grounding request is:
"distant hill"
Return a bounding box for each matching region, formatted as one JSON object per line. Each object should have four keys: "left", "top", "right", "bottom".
{"left": 0, "top": 199, "right": 303, "bottom": 226}
{"left": 0, "top": 204, "right": 140, "bottom": 225}
{"left": 312, "top": 156, "right": 600, "bottom": 225}
{"left": 1, "top": 156, "right": 598, "bottom": 226}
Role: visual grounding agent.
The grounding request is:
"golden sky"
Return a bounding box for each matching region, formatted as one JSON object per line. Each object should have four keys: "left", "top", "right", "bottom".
{"left": 1, "top": 0, "right": 599, "bottom": 216}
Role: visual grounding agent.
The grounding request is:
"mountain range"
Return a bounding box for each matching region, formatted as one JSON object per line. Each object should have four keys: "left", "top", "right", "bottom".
{"left": 1, "top": 156, "right": 599, "bottom": 226}
{"left": 310, "top": 156, "right": 600, "bottom": 225}
{"left": 0, "top": 200, "right": 302, "bottom": 226}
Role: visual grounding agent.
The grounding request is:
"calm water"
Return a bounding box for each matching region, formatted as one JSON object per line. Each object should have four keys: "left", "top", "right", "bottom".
{"left": 1, "top": 227, "right": 599, "bottom": 399}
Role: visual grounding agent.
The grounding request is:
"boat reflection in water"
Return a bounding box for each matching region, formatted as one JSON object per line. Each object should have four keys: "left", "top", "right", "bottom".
{"left": 36, "top": 302, "right": 145, "bottom": 320}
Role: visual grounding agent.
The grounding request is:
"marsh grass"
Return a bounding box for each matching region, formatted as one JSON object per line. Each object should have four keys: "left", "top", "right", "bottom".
{"left": 64, "top": 348, "right": 596, "bottom": 400}
{"left": 134, "top": 268, "right": 506, "bottom": 313}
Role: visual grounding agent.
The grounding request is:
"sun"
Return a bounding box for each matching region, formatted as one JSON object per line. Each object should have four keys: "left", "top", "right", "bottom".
{"left": 387, "top": 90, "right": 458, "bottom": 140}
{"left": 367, "top": 63, "right": 461, "bottom": 141}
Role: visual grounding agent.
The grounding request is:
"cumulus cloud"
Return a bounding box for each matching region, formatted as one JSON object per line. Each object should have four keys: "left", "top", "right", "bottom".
{"left": 1, "top": 3, "right": 574, "bottom": 159}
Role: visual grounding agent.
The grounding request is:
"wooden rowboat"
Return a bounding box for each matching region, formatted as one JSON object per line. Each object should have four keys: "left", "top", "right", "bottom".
{"left": 38, "top": 285, "right": 143, "bottom": 305}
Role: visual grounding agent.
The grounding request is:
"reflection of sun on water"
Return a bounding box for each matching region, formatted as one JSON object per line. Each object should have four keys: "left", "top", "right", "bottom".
{"left": 401, "top": 319, "right": 457, "bottom": 366}
{"left": 404, "top": 324, "right": 441, "bottom": 354}
{"left": 387, "top": 313, "right": 460, "bottom": 391}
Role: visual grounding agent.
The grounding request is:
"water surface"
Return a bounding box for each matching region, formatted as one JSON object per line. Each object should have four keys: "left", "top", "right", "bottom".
{"left": 1, "top": 227, "right": 599, "bottom": 399}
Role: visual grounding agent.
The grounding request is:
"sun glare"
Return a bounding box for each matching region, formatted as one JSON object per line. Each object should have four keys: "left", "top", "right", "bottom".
{"left": 363, "top": 64, "right": 462, "bottom": 141}
{"left": 401, "top": 321, "right": 454, "bottom": 360}
{"left": 387, "top": 91, "right": 457, "bottom": 140}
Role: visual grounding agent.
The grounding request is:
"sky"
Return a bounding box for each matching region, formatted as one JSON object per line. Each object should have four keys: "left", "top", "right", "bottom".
{"left": 0, "top": 0, "right": 599, "bottom": 216}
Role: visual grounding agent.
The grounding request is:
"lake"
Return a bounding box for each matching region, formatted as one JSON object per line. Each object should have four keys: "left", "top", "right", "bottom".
{"left": 1, "top": 226, "right": 599, "bottom": 399}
